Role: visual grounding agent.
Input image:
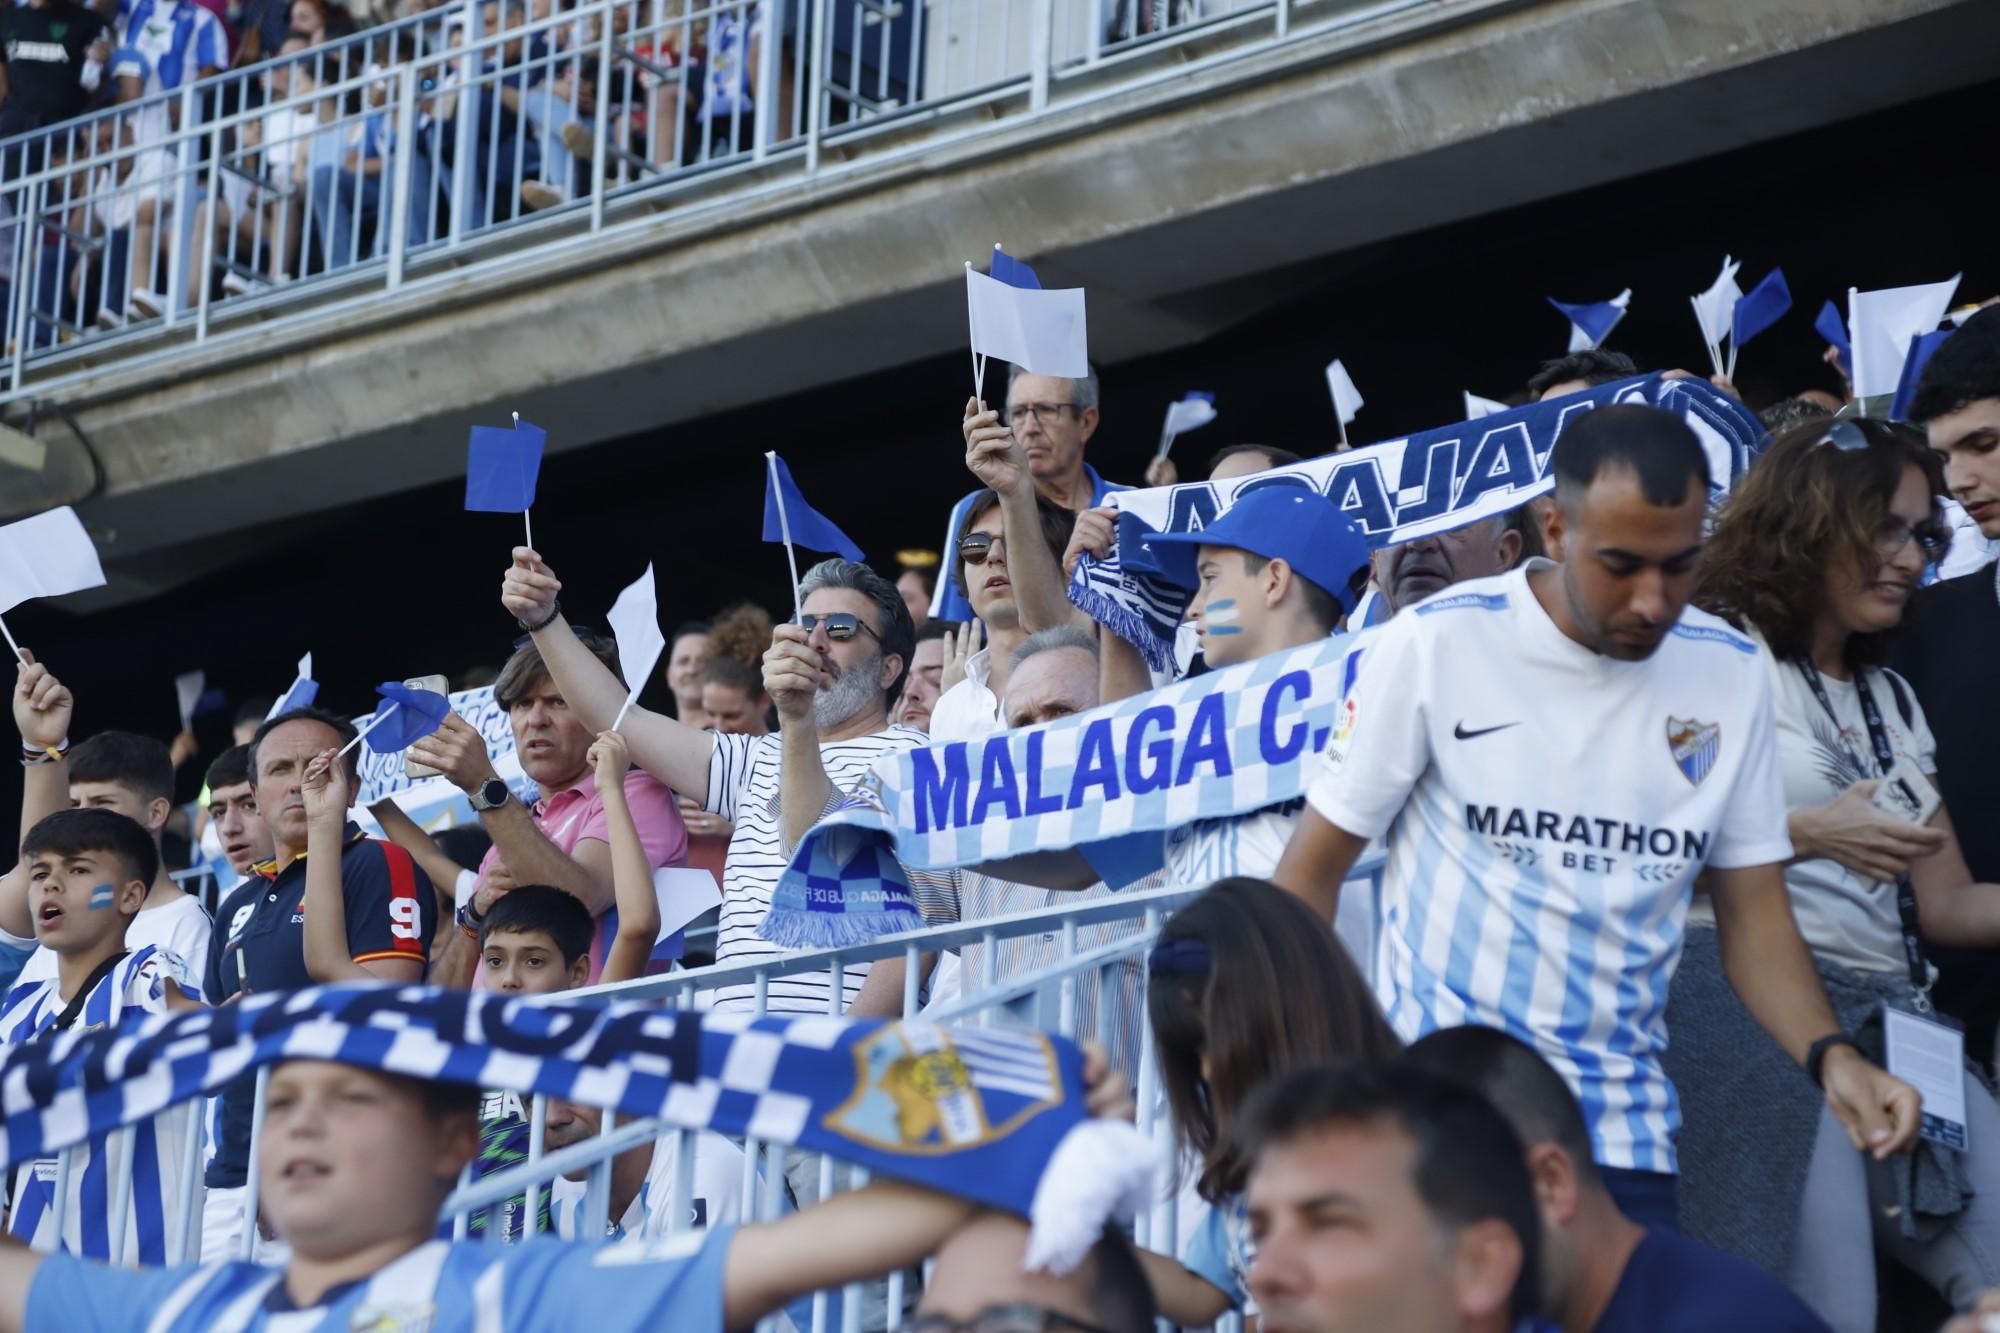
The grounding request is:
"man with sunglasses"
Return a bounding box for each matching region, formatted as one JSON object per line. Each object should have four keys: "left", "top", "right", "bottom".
{"left": 933, "top": 369, "right": 1126, "bottom": 625}
{"left": 412, "top": 632, "right": 689, "bottom": 990}
{"left": 501, "top": 548, "right": 948, "bottom": 1019}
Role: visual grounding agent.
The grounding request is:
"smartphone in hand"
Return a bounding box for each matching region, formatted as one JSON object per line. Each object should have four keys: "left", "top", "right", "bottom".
{"left": 402, "top": 675, "right": 451, "bottom": 780}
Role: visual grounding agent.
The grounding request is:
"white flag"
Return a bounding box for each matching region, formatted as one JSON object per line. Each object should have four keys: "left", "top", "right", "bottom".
{"left": 1463, "top": 391, "right": 1509, "bottom": 420}
{"left": 607, "top": 563, "right": 667, "bottom": 709}
{"left": 0, "top": 508, "right": 106, "bottom": 616}
{"left": 1156, "top": 393, "right": 1218, "bottom": 458}
{"left": 965, "top": 267, "right": 1089, "bottom": 378}
{"left": 1849, "top": 276, "right": 1961, "bottom": 400}
{"left": 1690, "top": 256, "right": 1743, "bottom": 369}
{"left": 175, "top": 671, "right": 206, "bottom": 734}
{"left": 1325, "top": 360, "right": 1364, "bottom": 426}
{"left": 654, "top": 867, "right": 723, "bottom": 943}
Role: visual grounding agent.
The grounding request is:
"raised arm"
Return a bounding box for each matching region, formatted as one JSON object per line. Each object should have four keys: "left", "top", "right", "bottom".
{"left": 963, "top": 399, "right": 1091, "bottom": 636}
{"left": 299, "top": 749, "right": 379, "bottom": 983}
{"left": 5, "top": 653, "right": 78, "bottom": 940}
{"left": 1061, "top": 510, "right": 1150, "bottom": 704}
{"left": 1708, "top": 861, "right": 1920, "bottom": 1159}
{"left": 762, "top": 624, "right": 838, "bottom": 854}
{"left": 588, "top": 731, "right": 660, "bottom": 985}
{"left": 501, "top": 548, "right": 715, "bottom": 802}
{"left": 366, "top": 797, "right": 476, "bottom": 902}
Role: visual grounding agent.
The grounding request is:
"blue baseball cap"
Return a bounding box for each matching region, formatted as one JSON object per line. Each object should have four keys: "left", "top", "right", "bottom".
{"left": 1139, "top": 487, "right": 1372, "bottom": 613}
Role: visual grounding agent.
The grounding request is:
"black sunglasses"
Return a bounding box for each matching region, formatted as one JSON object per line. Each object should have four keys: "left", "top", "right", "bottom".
{"left": 958, "top": 532, "right": 1003, "bottom": 565}
{"left": 795, "top": 612, "right": 881, "bottom": 644}
{"left": 1814, "top": 419, "right": 1871, "bottom": 453}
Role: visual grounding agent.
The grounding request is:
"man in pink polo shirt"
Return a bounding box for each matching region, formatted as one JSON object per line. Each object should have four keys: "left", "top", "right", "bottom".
{"left": 411, "top": 629, "right": 687, "bottom": 987}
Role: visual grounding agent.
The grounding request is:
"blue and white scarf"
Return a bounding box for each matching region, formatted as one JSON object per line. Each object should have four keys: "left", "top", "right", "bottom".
{"left": 1069, "top": 375, "right": 1766, "bottom": 670}
{"left": 763, "top": 634, "right": 1364, "bottom": 945}
{"left": 0, "top": 984, "right": 1152, "bottom": 1272}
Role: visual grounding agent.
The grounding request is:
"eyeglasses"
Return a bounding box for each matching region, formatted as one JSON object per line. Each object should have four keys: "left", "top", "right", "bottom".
{"left": 1876, "top": 514, "right": 1953, "bottom": 562}
{"left": 1000, "top": 401, "right": 1079, "bottom": 428}
{"left": 958, "top": 532, "right": 1004, "bottom": 565}
{"left": 906, "top": 1306, "right": 1116, "bottom": 1333}
{"left": 795, "top": 612, "right": 882, "bottom": 644}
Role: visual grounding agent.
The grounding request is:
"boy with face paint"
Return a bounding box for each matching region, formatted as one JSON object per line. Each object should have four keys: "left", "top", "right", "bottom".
{"left": 1138, "top": 490, "right": 1377, "bottom": 959}
{"left": 0, "top": 808, "right": 204, "bottom": 1263}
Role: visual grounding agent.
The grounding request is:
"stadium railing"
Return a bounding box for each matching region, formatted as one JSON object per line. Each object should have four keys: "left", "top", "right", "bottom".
{"left": 3, "top": 0, "right": 1419, "bottom": 403}
{"left": 31, "top": 868, "right": 1382, "bottom": 1328}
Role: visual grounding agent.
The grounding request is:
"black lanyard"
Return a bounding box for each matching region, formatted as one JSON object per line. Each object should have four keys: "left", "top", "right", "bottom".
{"left": 1794, "top": 661, "right": 1930, "bottom": 1003}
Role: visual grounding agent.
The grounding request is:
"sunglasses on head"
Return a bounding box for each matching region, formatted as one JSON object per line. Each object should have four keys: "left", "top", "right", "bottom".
{"left": 795, "top": 612, "right": 881, "bottom": 643}
{"left": 958, "top": 532, "right": 1002, "bottom": 565}
{"left": 1813, "top": 420, "right": 1872, "bottom": 453}
{"left": 1813, "top": 421, "right": 1954, "bottom": 563}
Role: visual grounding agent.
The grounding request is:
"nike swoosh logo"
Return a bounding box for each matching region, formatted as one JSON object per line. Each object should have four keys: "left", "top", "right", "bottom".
{"left": 1453, "top": 721, "right": 1521, "bottom": 741}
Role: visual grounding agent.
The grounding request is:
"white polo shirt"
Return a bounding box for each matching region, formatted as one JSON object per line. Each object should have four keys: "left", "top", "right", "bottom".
{"left": 1305, "top": 561, "right": 1791, "bottom": 1174}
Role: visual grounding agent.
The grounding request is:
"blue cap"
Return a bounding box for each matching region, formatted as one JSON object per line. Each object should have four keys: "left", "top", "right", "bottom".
{"left": 1139, "top": 487, "right": 1371, "bottom": 613}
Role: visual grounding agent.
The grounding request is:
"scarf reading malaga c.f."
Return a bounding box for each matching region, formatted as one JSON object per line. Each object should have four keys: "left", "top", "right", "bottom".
{"left": 1069, "top": 375, "right": 1766, "bottom": 670}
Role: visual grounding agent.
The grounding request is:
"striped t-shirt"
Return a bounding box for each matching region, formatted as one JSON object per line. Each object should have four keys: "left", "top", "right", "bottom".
{"left": 2, "top": 944, "right": 203, "bottom": 1264}
{"left": 704, "top": 726, "right": 948, "bottom": 1013}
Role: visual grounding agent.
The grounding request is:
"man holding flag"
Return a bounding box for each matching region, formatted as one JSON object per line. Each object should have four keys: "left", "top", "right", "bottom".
{"left": 500, "top": 548, "right": 951, "bottom": 1017}
{"left": 935, "top": 374, "right": 1126, "bottom": 624}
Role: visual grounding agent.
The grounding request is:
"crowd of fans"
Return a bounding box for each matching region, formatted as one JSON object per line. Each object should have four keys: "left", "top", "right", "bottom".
{"left": 0, "top": 293, "right": 1997, "bottom": 1333}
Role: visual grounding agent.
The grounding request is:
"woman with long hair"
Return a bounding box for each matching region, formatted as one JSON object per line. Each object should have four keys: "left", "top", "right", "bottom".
{"left": 1664, "top": 417, "right": 2000, "bottom": 1328}
{"left": 1140, "top": 876, "right": 1401, "bottom": 1324}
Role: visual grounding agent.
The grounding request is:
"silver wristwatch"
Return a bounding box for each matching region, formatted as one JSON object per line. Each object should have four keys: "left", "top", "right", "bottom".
{"left": 469, "top": 777, "right": 511, "bottom": 812}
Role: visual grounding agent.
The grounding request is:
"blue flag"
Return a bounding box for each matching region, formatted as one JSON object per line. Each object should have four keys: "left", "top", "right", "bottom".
{"left": 763, "top": 454, "right": 864, "bottom": 561}
{"left": 989, "top": 248, "right": 1042, "bottom": 290}
{"left": 1732, "top": 268, "right": 1791, "bottom": 348}
{"left": 1815, "top": 301, "right": 1852, "bottom": 377}
{"left": 1548, "top": 290, "right": 1629, "bottom": 351}
{"left": 1890, "top": 329, "right": 1954, "bottom": 423}
{"left": 464, "top": 421, "right": 548, "bottom": 513}
{"left": 362, "top": 682, "right": 453, "bottom": 754}
{"left": 271, "top": 676, "right": 318, "bottom": 718}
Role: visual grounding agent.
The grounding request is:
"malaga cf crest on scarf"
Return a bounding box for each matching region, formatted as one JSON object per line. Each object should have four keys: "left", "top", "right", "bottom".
{"left": 828, "top": 1023, "right": 1061, "bottom": 1153}
{"left": 1667, "top": 717, "right": 1721, "bottom": 786}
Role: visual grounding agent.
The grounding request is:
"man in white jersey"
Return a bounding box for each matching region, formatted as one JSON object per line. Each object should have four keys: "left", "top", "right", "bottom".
{"left": 501, "top": 549, "right": 949, "bottom": 1016}
{"left": 1, "top": 655, "right": 213, "bottom": 981}
{"left": 1, "top": 809, "right": 203, "bottom": 1264}
{"left": 1274, "top": 404, "right": 1919, "bottom": 1229}
{"left": 0, "top": 1056, "right": 1152, "bottom": 1333}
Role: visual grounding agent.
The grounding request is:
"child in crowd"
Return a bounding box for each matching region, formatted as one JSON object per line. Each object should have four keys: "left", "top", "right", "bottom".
{"left": 1137, "top": 876, "right": 1403, "bottom": 1326}
{"left": 0, "top": 809, "right": 204, "bottom": 1263}
{"left": 0, "top": 1057, "right": 1073, "bottom": 1333}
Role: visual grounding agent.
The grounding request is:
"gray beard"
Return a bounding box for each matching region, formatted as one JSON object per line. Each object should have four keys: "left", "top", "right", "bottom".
{"left": 811, "top": 654, "right": 881, "bottom": 730}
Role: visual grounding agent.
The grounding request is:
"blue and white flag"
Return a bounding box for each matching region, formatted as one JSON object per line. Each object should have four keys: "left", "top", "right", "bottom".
{"left": 1068, "top": 375, "right": 1765, "bottom": 670}
{"left": 266, "top": 652, "right": 318, "bottom": 721}
{"left": 1890, "top": 328, "right": 1955, "bottom": 424}
{"left": 1850, "top": 276, "right": 1960, "bottom": 401}
{"left": 764, "top": 633, "right": 1365, "bottom": 946}
{"left": 0, "top": 985, "right": 1154, "bottom": 1273}
{"left": 1157, "top": 392, "right": 1217, "bottom": 459}
{"left": 1549, "top": 289, "right": 1630, "bottom": 351}
{"left": 966, "top": 251, "right": 1088, "bottom": 379}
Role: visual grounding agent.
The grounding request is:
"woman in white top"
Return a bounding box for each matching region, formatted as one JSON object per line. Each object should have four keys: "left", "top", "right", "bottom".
{"left": 1666, "top": 417, "right": 2000, "bottom": 1330}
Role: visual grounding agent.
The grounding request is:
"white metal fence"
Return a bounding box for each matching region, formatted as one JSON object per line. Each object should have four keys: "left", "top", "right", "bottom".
{"left": 1, "top": 0, "right": 1419, "bottom": 403}
{"left": 19, "top": 869, "right": 1384, "bottom": 1327}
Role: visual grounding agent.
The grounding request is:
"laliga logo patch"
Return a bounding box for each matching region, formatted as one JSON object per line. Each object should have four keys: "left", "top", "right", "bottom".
{"left": 1333, "top": 696, "right": 1358, "bottom": 745}
{"left": 1666, "top": 717, "right": 1720, "bottom": 786}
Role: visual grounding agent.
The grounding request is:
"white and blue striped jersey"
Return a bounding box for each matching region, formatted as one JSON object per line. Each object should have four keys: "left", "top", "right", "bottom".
{"left": 25, "top": 1227, "right": 735, "bottom": 1332}
{"left": 2, "top": 944, "right": 204, "bottom": 1263}
{"left": 1305, "top": 562, "right": 1791, "bottom": 1173}
{"left": 120, "top": 0, "right": 224, "bottom": 92}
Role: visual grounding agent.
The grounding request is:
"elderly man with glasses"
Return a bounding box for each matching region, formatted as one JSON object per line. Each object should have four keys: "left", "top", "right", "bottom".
{"left": 932, "top": 367, "right": 1126, "bottom": 625}
{"left": 411, "top": 628, "right": 689, "bottom": 990}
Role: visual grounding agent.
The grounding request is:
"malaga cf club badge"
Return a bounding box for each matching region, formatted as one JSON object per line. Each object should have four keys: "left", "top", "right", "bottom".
{"left": 1666, "top": 717, "right": 1720, "bottom": 786}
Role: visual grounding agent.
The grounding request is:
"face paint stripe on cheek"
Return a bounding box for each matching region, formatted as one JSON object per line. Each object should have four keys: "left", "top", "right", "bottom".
{"left": 89, "top": 884, "right": 117, "bottom": 909}
{"left": 1203, "top": 598, "right": 1243, "bottom": 635}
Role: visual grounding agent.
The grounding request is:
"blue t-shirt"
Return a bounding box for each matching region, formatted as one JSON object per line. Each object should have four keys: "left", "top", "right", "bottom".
{"left": 1595, "top": 1228, "right": 1830, "bottom": 1332}
{"left": 27, "top": 1227, "right": 735, "bottom": 1332}
{"left": 1181, "top": 1193, "right": 1252, "bottom": 1312}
